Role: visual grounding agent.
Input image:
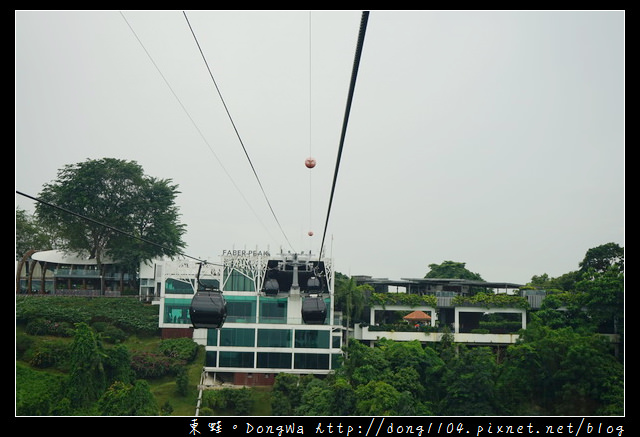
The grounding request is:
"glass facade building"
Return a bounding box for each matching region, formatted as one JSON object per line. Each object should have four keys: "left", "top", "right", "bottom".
{"left": 140, "top": 251, "right": 343, "bottom": 385}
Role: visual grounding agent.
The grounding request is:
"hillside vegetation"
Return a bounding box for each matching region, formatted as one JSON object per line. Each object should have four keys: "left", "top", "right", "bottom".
{"left": 16, "top": 288, "right": 624, "bottom": 416}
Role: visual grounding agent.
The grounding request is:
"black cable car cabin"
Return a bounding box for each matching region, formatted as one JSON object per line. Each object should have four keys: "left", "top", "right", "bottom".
{"left": 260, "top": 255, "right": 328, "bottom": 324}
{"left": 261, "top": 257, "right": 328, "bottom": 295}
{"left": 189, "top": 263, "right": 227, "bottom": 329}
{"left": 189, "top": 291, "right": 227, "bottom": 329}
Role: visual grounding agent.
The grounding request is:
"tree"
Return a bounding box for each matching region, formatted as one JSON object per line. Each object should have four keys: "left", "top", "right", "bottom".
{"left": 498, "top": 323, "right": 623, "bottom": 415}
{"left": 15, "top": 207, "right": 54, "bottom": 259}
{"left": 35, "top": 158, "right": 186, "bottom": 290}
{"left": 439, "top": 346, "right": 498, "bottom": 415}
{"left": 97, "top": 380, "right": 159, "bottom": 416}
{"left": 355, "top": 380, "right": 402, "bottom": 416}
{"left": 579, "top": 242, "right": 624, "bottom": 274}
{"left": 65, "top": 323, "right": 107, "bottom": 410}
{"left": 425, "top": 261, "right": 483, "bottom": 281}
{"left": 334, "top": 277, "right": 371, "bottom": 347}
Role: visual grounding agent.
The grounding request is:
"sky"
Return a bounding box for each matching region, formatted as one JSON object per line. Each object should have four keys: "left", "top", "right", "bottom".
{"left": 15, "top": 10, "right": 624, "bottom": 284}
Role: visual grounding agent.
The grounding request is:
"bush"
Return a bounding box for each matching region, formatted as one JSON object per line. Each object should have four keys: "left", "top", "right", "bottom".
{"left": 159, "top": 337, "right": 198, "bottom": 362}
{"left": 130, "top": 352, "right": 185, "bottom": 379}
{"left": 25, "top": 318, "right": 74, "bottom": 337}
{"left": 101, "top": 325, "right": 128, "bottom": 344}
{"left": 16, "top": 332, "right": 34, "bottom": 359}
{"left": 28, "top": 339, "right": 72, "bottom": 369}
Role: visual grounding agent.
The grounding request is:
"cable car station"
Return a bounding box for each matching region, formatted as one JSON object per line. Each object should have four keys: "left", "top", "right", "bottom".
{"left": 139, "top": 250, "right": 341, "bottom": 387}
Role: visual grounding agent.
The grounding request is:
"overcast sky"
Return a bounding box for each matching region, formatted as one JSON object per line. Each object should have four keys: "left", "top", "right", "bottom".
{"left": 15, "top": 10, "right": 624, "bottom": 284}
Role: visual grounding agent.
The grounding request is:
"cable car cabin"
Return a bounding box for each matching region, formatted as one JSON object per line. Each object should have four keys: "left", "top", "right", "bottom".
{"left": 189, "top": 291, "right": 227, "bottom": 329}
{"left": 301, "top": 296, "right": 327, "bottom": 324}
{"left": 260, "top": 255, "right": 328, "bottom": 296}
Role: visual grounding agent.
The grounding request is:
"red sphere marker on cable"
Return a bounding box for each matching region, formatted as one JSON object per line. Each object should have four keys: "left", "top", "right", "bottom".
{"left": 305, "top": 157, "right": 316, "bottom": 168}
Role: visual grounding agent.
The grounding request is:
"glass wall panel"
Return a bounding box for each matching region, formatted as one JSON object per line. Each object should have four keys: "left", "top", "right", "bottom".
{"left": 295, "top": 329, "right": 330, "bottom": 348}
{"left": 220, "top": 328, "right": 255, "bottom": 347}
{"left": 225, "top": 296, "right": 257, "bottom": 323}
{"left": 205, "top": 351, "right": 217, "bottom": 367}
{"left": 207, "top": 329, "right": 218, "bottom": 346}
{"left": 165, "top": 278, "right": 194, "bottom": 295}
{"left": 294, "top": 353, "right": 329, "bottom": 369}
{"left": 332, "top": 335, "right": 341, "bottom": 349}
{"left": 224, "top": 267, "right": 255, "bottom": 292}
{"left": 257, "top": 352, "right": 292, "bottom": 369}
{"left": 164, "top": 298, "right": 192, "bottom": 324}
{"left": 219, "top": 351, "right": 254, "bottom": 368}
{"left": 257, "top": 329, "right": 292, "bottom": 347}
{"left": 259, "top": 297, "right": 287, "bottom": 324}
{"left": 332, "top": 353, "right": 342, "bottom": 369}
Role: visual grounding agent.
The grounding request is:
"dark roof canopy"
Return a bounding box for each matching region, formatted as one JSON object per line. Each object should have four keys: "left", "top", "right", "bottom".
{"left": 400, "top": 278, "right": 523, "bottom": 289}
{"left": 359, "top": 277, "right": 523, "bottom": 289}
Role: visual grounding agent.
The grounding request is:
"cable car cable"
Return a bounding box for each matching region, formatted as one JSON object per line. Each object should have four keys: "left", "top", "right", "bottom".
{"left": 318, "top": 11, "right": 369, "bottom": 260}
{"left": 119, "top": 11, "right": 279, "bottom": 245}
{"left": 183, "top": 11, "right": 295, "bottom": 252}
{"left": 15, "top": 190, "right": 220, "bottom": 266}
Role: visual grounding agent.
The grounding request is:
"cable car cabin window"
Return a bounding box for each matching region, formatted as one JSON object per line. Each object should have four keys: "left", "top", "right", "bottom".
{"left": 259, "top": 297, "right": 287, "bottom": 324}
{"left": 165, "top": 278, "right": 194, "bottom": 294}
{"left": 224, "top": 296, "right": 257, "bottom": 323}
{"left": 164, "top": 298, "right": 192, "bottom": 324}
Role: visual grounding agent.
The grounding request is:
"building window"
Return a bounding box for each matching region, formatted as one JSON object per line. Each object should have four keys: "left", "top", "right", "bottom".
{"left": 295, "top": 329, "right": 330, "bottom": 349}
{"left": 332, "top": 335, "right": 341, "bottom": 349}
{"left": 205, "top": 351, "right": 217, "bottom": 367}
{"left": 257, "top": 329, "right": 292, "bottom": 347}
{"left": 165, "top": 278, "right": 194, "bottom": 294}
{"left": 220, "top": 328, "right": 255, "bottom": 347}
{"left": 225, "top": 296, "right": 257, "bottom": 323}
{"left": 164, "top": 298, "right": 192, "bottom": 324}
{"left": 257, "top": 352, "right": 292, "bottom": 369}
{"left": 224, "top": 267, "right": 255, "bottom": 292}
{"left": 259, "top": 297, "right": 287, "bottom": 324}
{"left": 207, "top": 329, "right": 218, "bottom": 346}
{"left": 331, "top": 353, "right": 343, "bottom": 369}
{"left": 219, "top": 351, "right": 254, "bottom": 368}
{"left": 294, "top": 353, "right": 329, "bottom": 370}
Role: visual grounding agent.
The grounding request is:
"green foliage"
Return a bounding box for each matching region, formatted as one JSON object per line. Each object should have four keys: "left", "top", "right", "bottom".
{"left": 355, "top": 380, "right": 402, "bottom": 415}
{"left": 497, "top": 323, "right": 624, "bottom": 415}
{"left": 130, "top": 351, "right": 181, "bottom": 379}
{"left": 452, "top": 291, "right": 530, "bottom": 309}
{"left": 440, "top": 346, "right": 499, "bottom": 415}
{"left": 35, "top": 157, "right": 186, "bottom": 274}
{"left": 175, "top": 367, "right": 189, "bottom": 396}
{"left": 159, "top": 337, "right": 199, "bottom": 362}
{"left": 202, "top": 388, "right": 254, "bottom": 415}
{"left": 369, "top": 292, "right": 437, "bottom": 307}
{"left": 65, "top": 323, "right": 107, "bottom": 409}
{"left": 97, "top": 380, "right": 159, "bottom": 416}
{"left": 16, "top": 362, "right": 66, "bottom": 415}
{"left": 425, "top": 260, "right": 483, "bottom": 280}
{"left": 16, "top": 206, "right": 53, "bottom": 260}
{"left": 16, "top": 296, "right": 160, "bottom": 336}
{"left": 28, "top": 338, "right": 71, "bottom": 369}
{"left": 25, "top": 318, "right": 75, "bottom": 337}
